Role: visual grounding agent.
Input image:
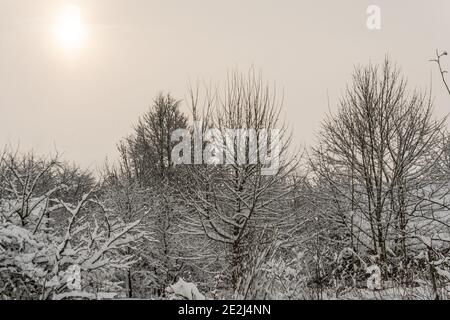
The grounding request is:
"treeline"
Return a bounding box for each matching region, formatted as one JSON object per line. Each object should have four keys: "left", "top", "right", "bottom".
{"left": 1, "top": 57, "right": 450, "bottom": 300}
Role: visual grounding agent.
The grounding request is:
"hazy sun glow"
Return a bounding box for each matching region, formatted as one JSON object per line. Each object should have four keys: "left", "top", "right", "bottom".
{"left": 56, "top": 5, "right": 85, "bottom": 51}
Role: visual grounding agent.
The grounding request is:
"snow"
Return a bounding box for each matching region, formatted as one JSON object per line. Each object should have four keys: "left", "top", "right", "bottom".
{"left": 165, "top": 278, "right": 206, "bottom": 300}
{"left": 436, "top": 268, "right": 450, "bottom": 281}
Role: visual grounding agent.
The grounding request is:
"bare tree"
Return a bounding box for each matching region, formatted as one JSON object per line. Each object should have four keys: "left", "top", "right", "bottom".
{"left": 119, "top": 93, "right": 188, "bottom": 186}
{"left": 178, "top": 70, "right": 300, "bottom": 295}
{"left": 310, "top": 58, "right": 446, "bottom": 280}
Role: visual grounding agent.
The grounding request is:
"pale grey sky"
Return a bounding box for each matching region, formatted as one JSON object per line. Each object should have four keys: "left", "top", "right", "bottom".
{"left": 0, "top": 0, "right": 449, "bottom": 169}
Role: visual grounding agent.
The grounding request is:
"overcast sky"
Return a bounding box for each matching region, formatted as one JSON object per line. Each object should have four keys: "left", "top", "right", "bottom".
{"left": 0, "top": 0, "right": 449, "bottom": 169}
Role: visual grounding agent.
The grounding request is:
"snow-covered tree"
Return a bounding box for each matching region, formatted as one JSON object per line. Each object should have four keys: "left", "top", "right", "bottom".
{"left": 178, "top": 70, "right": 301, "bottom": 295}
{"left": 114, "top": 94, "right": 191, "bottom": 296}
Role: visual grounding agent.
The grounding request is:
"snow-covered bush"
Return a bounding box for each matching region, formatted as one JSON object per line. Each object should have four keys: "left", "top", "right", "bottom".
{"left": 0, "top": 151, "right": 151, "bottom": 300}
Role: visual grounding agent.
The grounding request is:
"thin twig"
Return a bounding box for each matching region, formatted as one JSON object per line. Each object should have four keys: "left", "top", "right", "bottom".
{"left": 430, "top": 49, "right": 450, "bottom": 96}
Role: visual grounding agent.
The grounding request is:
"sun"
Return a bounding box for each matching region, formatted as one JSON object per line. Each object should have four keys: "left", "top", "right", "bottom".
{"left": 55, "top": 5, "right": 86, "bottom": 51}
